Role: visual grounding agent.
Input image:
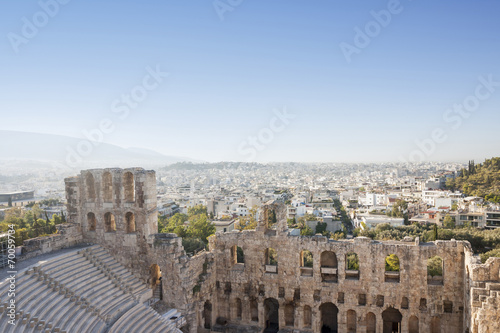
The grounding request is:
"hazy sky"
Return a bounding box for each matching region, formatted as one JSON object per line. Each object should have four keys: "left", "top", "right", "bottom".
{"left": 1, "top": 1, "right": 499, "bottom": 163}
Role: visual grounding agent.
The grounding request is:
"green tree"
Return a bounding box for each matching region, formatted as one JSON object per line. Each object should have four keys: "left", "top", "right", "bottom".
{"left": 427, "top": 256, "right": 443, "bottom": 276}
{"left": 8, "top": 197, "right": 12, "bottom": 207}
{"left": 182, "top": 238, "right": 206, "bottom": 254}
{"left": 188, "top": 204, "right": 207, "bottom": 218}
{"left": 187, "top": 214, "right": 215, "bottom": 244}
{"left": 480, "top": 248, "right": 500, "bottom": 263}
{"left": 300, "top": 225, "right": 314, "bottom": 236}
{"left": 385, "top": 254, "right": 400, "bottom": 272}
{"left": 443, "top": 215, "right": 455, "bottom": 228}
{"left": 346, "top": 252, "right": 359, "bottom": 270}
{"left": 14, "top": 228, "right": 28, "bottom": 247}
{"left": 267, "top": 209, "right": 277, "bottom": 226}
{"left": 315, "top": 222, "right": 327, "bottom": 234}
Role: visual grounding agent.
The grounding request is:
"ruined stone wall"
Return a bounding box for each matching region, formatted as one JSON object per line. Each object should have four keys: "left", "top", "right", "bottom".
{"left": 60, "top": 170, "right": 500, "bottom": 333}
{"left": 65, "top": 168, "right": 158, "bottom": 281}
{"left": 200, "top": 229, "right": 466, "bottom": 333}
{"left": 466, "top": 254, "right": 500, "bottom": 333}
{"left": 146, "top": 233, "right": 216, "bottom": 333}
{"left": 19, "top": 223, "right": 83, "bottom": 261}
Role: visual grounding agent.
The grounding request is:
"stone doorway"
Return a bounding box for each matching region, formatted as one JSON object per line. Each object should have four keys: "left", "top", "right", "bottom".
{"left": 264, "top": 298, "right": 279, "bottom": 333}
{"left": 382, "top": 307, "right": 402, "bottom": 333}
{"left": 149, "top": 264, "right": 162, "bottom": 300}
{"left": 320, "top": 302, "right": 338, "bottom": 333}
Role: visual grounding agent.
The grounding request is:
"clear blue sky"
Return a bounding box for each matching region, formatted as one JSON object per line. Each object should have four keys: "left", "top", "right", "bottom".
{"left": 1, "top": 0, "right": 499, "bottom": 163}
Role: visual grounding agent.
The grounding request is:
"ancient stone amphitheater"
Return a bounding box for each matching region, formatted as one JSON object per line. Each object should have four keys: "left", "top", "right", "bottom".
{"left": 0, "top": 168, "right": 498, "bottom": 333}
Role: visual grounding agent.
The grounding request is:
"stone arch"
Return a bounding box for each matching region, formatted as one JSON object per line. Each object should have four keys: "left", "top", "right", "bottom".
{"left": 430, "top": 316, "right": 440, "bottom": 333}
{"left": 284, "top": 302, "right": 294, "bottom": 327}
{"left": 87, "top": 212, "right": 96, "bottom": 231}
{"left": 123, "top": 171, "right": 135, "bottom": 202}
{"left": 85, "top": 172, "right": 96, "bottom": 202}
{"left": 235, "top": 298, "right": 242, "bottom": 320}
{"left": 104, "top": 212, "right": 116, "bottom": 232}
{"left": 125, "top": 212, "right": 135, "bottom": 233}
{"left": 347, "top": 309, "right": 356, "bottom": 333}
{"left": 321, "top": 251, "right": 338, "bottom": 282}
{"left": 102, "top": 172, "right": 113, "bottom": 202}
{"left": 250, "top": 298, "right": 258, "bottom": 322}
{"left": 231, "top": 245, "right": 244, "bottom": 265}
{"left": 409, "top": 315, "right": 419, "bottom": 333}
{"left": 382, "top": 307, "right": 402, "bottom": 333}
{"left": 427, "top": 256, "right": 444, "bottom": 285}
{"left": 303, "top": 305, "right": 311, "bottom": 328}
{"left": 366, "top": 312, "right": 376, "bottom": 333}
{"left": 203, "top": 300, "right": 212, "bottom": 329}
{"left": 319, "top": 302, "right": 338, "bottom": 333}
{"left": 264, "top": 298, "right": 279, "bottom": 331}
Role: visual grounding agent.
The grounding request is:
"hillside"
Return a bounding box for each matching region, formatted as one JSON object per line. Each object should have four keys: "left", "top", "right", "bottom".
{"left": 446, "top": 157, "right": 500, "bottom": 201}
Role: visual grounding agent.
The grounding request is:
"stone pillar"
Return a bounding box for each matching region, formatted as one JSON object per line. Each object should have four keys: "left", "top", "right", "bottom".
{"left": 242, "top": 298, "right": 250, "bottom": 323}
{"left": 401, "top": 314, "right": 408, "bottom": 333}
{"left": 258, "top": 300, "right": 265, "bottom": 328}
{"left": 278, "top": 303, "right": 285, "bottom": 329}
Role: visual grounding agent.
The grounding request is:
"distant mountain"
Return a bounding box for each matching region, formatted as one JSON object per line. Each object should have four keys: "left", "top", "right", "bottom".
{"left": 0, "top": 130, "right": 198, "bottom": 170}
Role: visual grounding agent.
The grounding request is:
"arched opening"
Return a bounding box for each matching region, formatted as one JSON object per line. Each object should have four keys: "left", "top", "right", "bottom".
{"left": 231, "top": 245, "right": 244, "bottom": 265}
{"left": 235, "top": 298, "right": 242, "bottom": 320}
{"left": 264, "top": 298, "right": 279, "bottom": 332}
{"left": 87, "top": 212, "right": 96, "bottom": 231}
{"left": 347, "top": 309, "right": 356, "bottom": 333}
{"left": 123, "top": 171, "right": 135, "bottom": 202}
{"left": 346, "top": 252, "right": 359, "bottom": 280}
{"left": 320, "top": 302, "right": 338, "bottom": 333}
{"left": 385, "top": 254, "right": 400, "bottom": 282}
{"left": 366, "top": 312, "right": 376, "bottom": 333}
{"left": 103, "top": 172, "right": 113, "bottom": 202}
{"left": 409, "top": 315, "right": 419, "bottom": 333}
{"left": 300, "top": 250, "right": 313, "bottom": 276}
{"left": 85, "top": 172, "right": 96, "bottom": 202}
{"left": 382, "top": 307, "right": 402, "bottom": 333}
{"left": 204, "top": 301, "right": 212, "bottom": 329}
{"left": 320, "top": 251, "right": 338, "bottom": 282}
{"left": 125, "top": 212, "right": 136, "bottom": 233}
{"left": 104, "top": 212, "right": 116, "bottom": 232}
{"left": 284, "top": 303, "right": 294, "bottom": 327}
{"left": 303, "top": 305, "right": 311, "bottom": 328}
{"left": 265, "top": 248, "right": 278, "bottom": 273}
{"left": 401, "top": 297, "right": 409, "bottom": 309}
{"left": 430, "top": 316, "right": 441, "bottom": 333}
{"left": 427, "top": 256, "right": 444, "bottom": 285}
{"left": 250, "top": 298, "right": 258, "bottom": 322}
{"left": 149, "top": 264, "right": 162, "bottom": 300}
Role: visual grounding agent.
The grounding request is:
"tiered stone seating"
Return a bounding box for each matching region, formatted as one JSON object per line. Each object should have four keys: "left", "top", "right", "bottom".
{"left": 0, "top": 250, "right": 107, "bottom": 333}
{"left": 0, "top": 245, "right": 182, "bottom": 333}
{"left": 109, "top": 303, "right": 183, "bottom": 333}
